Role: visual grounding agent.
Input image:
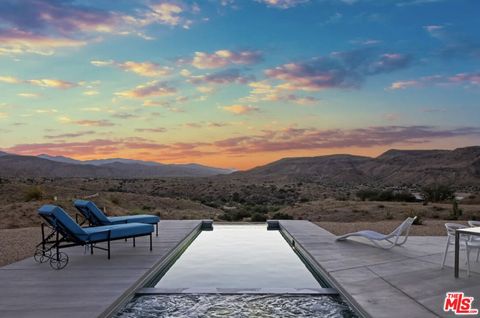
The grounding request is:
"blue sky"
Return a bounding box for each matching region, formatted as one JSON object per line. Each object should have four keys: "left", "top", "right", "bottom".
{"left": 0, "top": 0, "right": 479, "bottom": 169}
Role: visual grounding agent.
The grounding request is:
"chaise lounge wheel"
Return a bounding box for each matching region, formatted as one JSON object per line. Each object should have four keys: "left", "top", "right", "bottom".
{"left": 49, "top": 252, "right": 69, "bottom": 270}
{"left": 34, "top": 247, "right": 51, "bottom": 263}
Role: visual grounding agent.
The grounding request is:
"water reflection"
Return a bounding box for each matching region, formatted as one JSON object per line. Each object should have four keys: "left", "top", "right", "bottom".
{"left": 155, "top": 225, "right": 322, "bottom": 289}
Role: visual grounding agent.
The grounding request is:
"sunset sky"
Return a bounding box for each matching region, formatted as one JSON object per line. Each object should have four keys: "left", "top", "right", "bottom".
{"left": 0, "top": 0, "right": 479, "bottom": 170}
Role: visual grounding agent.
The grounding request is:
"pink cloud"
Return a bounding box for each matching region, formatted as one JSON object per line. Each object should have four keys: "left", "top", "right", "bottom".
{"left": 265, "top": 49, "right": 412, "bottom": 91}
{"left": 256, "top": 0, "right": 310, "bottom": 9}
{"left": 186, "top": 50, "right": 263, "bottom": 69}
{"left": 390, "top": 72, "right": 480, "bottom": 90}
{"left": 223, "top": 104, "right": 259, "bottom": 114}
{"left": 116, "top": 81, "right": 177, "bottom": 98}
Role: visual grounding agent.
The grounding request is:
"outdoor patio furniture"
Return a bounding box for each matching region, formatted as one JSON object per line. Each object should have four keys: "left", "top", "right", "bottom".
{"left": 450, "top": 222, "right": 480, "bottom": 277}
{"left": 74, "top": 199, "right": 160, "bottom": 236}
{"left": 35, "top": 204, "right": 154, "bottom": 269}
{"left": 442, "top": 223, "right": 469, "bottom": 270}
{"left": 335, "top": 216, "right": 417, "bottom": 249}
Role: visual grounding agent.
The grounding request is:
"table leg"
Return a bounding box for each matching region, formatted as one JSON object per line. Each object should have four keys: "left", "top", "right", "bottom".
{"left": 455, "top": 231, "right": 460, "bottom": 278}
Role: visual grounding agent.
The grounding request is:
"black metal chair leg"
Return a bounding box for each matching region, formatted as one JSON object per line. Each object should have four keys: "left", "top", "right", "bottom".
{"left": 90, "top": 243, "right": 94, "bottom": 255}
{"left": 156, "top": 223, "right": 158, "bottom": 237}
{"left": 56, "top": 231, "right": 60, "bottom": 261}
{"left": 107, "top": 230, "right": 111, "bottom": 260}
{"left": 41, "top": 223, "right": 46, "bottom": 255}
{"left": 133, "top": 237, "right": 136, "bottom": 247}
{"left": 150, "top": 233, "right": 152, "bottom": 251}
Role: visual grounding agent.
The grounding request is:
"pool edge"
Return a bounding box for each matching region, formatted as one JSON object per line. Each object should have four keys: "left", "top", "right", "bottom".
{"left": 100, "top": 220, "right": 207, "bottom": 318}
{"left": 278, "top": 221, "right": 369, "bottom": 318}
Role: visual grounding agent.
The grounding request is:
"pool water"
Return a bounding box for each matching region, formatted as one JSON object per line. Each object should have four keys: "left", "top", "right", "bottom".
{"left": 115, "top": 224, "right": 358, "bottom": 317}
{"left": 155, "top": 225, "right": 323, "bottom": 289}
{"left": 116, "top": 294, "right": 357, "bottom": 318}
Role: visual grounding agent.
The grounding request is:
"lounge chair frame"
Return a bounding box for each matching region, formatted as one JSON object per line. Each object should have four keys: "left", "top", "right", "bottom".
{"left": 336, "top": 217, "right": 417, "bottom": 249}
{"left": 35, "top": 216, "right": 153, "bottom": 270}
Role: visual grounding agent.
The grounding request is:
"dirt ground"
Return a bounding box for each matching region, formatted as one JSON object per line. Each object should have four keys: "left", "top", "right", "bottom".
{"left": 0, "top": 227, "right": 41, "bottom": 267}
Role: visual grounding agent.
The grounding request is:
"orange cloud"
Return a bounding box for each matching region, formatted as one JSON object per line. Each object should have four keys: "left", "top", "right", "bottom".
{"left": 0, "top": 74, "right": 76, "bottom": 89}
{"left": 91, "top": 60, "right": 172, "bottom": 77}
{"left": 223, "top": 104, "right": 259, "bottom": 114}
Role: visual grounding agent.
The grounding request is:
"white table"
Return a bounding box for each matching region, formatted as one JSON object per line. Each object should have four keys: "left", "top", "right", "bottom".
{"left": 455, "top": 226, "right": 480, "bottom": 278}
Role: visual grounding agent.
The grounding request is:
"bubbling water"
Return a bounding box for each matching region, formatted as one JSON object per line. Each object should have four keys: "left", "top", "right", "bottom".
{"left": 115, "top": 294, "right": 357, "bottom": 318}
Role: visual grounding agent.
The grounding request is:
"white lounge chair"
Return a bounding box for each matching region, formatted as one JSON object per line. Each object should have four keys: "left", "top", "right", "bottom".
{"left": 335, "top": 217, "right": 417, "bottom": 249}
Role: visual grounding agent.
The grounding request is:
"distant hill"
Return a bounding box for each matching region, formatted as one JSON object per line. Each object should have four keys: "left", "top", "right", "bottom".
{"left": 235, "top": 146, "right": 480, "bottom": 187}
{"left": 0, "top": 154, "right": 234, "bottom": 178}
{"left": 1, "top": 147, "right": 479, "bottom": 186}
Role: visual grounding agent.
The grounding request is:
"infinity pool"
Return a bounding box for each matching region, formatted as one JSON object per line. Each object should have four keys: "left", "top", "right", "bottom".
{"left": 115, "top": 224, "right": 358, "bottom": 317}
{"left": 155, "top": 224, "right": 323, "bottom": 290}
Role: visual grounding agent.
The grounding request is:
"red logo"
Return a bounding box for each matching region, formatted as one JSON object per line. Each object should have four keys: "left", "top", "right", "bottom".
{"left": 444, "top": 292, "right": 478, "bottom": 315}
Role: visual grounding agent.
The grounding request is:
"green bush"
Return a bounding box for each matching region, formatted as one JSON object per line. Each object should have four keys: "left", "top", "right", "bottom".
{"left": 421, "top": 184, "right": 454, "bottom": 202}
{"left": 24, "top": 186, "right": 43, "bottom": 201}
{"left": 251, "top": 213, "right": 267, "bottom": 222}
{"left": 356, "top": 189, "right": 415, "bottom": 202}
{"left": 451, "top": 200, "right": 463, "bottom": 219}
{"left": 271, "top": 212, "right": 294, "bottom": 220}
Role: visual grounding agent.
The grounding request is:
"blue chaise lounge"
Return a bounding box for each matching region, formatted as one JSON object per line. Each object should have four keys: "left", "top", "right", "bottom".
{"left": 74, "top": 200, "right": 160, "bottom": 236}
{"left": 35, "top": 204, "right": 154, "bottom": 269}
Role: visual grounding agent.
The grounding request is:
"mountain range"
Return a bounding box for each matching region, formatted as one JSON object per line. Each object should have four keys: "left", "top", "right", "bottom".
{"left": 235, "top": 146, "right": 480, "bottom": 187}
{"left": 0, "top": 153, "right": 234, "bottom": 178}
{"left": 0, "top": 147, "right": 479, "bottom": 186}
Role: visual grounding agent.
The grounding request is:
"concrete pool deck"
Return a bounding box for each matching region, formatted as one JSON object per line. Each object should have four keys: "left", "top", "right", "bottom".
{"left": 0, "top": 220, "right": 202, "bottom": 318}
{"left": 1, "top": 220, "right": 479, "bottom": 318}
{"left": 279, "top": 220, "right": 480, "bottom": 318}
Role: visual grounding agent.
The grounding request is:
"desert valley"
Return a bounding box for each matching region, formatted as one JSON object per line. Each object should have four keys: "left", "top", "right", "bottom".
{"left": 1, "top": 146, "right": 479, "bottom": 266}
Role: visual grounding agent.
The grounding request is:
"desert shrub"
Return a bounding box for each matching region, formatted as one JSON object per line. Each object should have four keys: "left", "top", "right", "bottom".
{"left": 451, "top": 200, "right": 463, "bottom": 219}
{"left": 251, "top": 213, "right": 267, "bottom": 222}
{"left": 393, "top": 191, "right": 416, "bottom": 202}
{"left": 421, "top": 184, "right": 454, "bottom": 202}
{"left": 271, "top": 212, "right": 294, "bottom": 220}
{"left": 218, "top": 213, "right": 232, "bottom": 221}
{"left": 406, "top": 210, "right": 423, "bottom": 225}
{"left": 385, "top": 211, "right": 393, "bottom": 220}
{"left": 377, "top": 204, "right": 385, "bottom": 209}
{"left": 356, "top": 189, "right": 415, "bottom": 202}
{"left": 227, "top": 210, "right": 251, "bottom": 221}
{"left": 252, "top": 205, "right": 268, "bottom": 214}
{"left": 24, "top": 186, "right": 43, "bottom": 201}
{"left": 110, "top": 196, "right": 120, "bottom": 205}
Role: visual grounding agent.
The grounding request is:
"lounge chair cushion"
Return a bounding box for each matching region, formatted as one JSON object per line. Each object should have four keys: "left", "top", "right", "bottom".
{"left": 38, "top": 205, "right": 88, "bottom": 241}
{"left": 108, "top": 215, "right": 160, "bottom": 225}
{"left": 74, "top": 199, "right": 111, "bottom": 225}
{"left": 74, "top": 199, "right": 160, "bottom": 226}
{"left": 83, "top": 223, "right": 154, "bottom": 242}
